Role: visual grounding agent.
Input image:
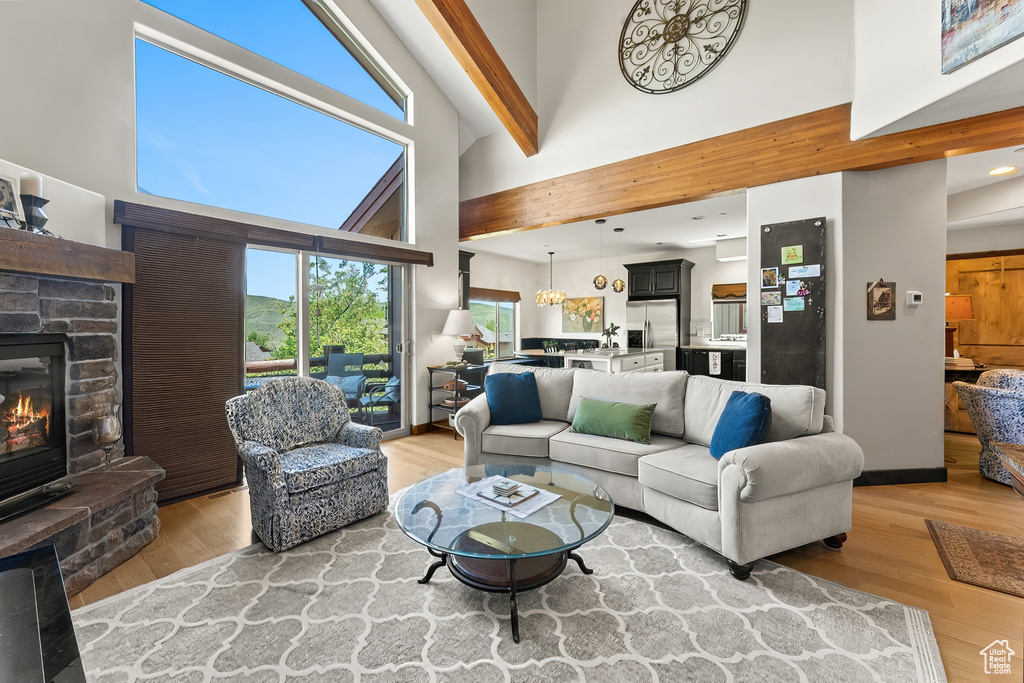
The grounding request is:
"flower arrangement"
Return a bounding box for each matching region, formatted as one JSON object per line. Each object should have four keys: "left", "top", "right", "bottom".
{"left": 602, "top": 322, "right": 620, "bottom": 347}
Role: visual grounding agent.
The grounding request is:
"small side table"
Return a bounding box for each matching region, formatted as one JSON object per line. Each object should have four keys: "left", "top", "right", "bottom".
{"left": 426, "top": 364, "right": 485, "bottom": 439}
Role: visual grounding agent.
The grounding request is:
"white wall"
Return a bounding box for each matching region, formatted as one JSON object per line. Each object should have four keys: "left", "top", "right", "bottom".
{"left": 465, "top": 0, "right": 537, "bottom": 109}
{"left": 747, "top": 165, "right": 947, "bottom": 474}
{"left": 840, "top": 162, "right": 947, "bottom": 473}
{"left": 947, "top": 223, "right": 1024, "bottom": 254}
{"left": 853, "top": 0, "right": 1024, "bottom": 139}
{"left": 0, "top": 159, "right": 105, "bottom": 245}
{"left": 0, "top": 0, "right": 462, "bottom": 429}
{"left": 459, "top": 0, "right": 853, "bottom": 199}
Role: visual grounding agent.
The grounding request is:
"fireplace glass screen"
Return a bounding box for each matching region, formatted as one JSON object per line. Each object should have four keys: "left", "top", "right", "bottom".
{"left": 0, "top": 336, "right": 67, "bottom": 509}
{"left": 1, "top": 356, "right": 55, "bottom": 454}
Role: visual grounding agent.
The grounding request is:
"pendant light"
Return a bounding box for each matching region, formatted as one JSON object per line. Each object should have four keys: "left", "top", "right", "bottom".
{"left": 536, "top": 251, "right": 567, "bottom": 306}
{"left": 612, "top": 228, "right": 626, "bottom": 293}
{"left": 593, "top": 219, "right": 608, "bottom": 290}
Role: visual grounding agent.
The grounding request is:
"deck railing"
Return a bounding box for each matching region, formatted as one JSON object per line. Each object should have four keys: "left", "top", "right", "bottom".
{"left": 245, "top": 353, "right": 394, "bottom": 379}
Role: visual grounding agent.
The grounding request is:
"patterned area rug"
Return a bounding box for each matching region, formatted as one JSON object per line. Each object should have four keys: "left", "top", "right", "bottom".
{"left": 73, "top": 509, "right": 946, "bottom": 682}
{"left": 926, "top": 519, "right": 1024, "bottom": 598}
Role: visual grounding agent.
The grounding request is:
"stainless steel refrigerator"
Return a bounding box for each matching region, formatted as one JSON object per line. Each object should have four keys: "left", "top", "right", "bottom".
{"left": 626, "top": 300, "right": 678, "bottom": 370}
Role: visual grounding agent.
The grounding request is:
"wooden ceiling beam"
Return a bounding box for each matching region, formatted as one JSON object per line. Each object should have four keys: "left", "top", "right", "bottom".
{"left": 459, "top": 103, "right": 1024, "bottom": 240}
{"left": 415, "top": 0, "right": 538, "bottom": 157}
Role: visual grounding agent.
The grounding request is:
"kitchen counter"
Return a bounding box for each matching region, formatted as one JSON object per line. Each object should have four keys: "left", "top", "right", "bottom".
{"left": 514, "top": 348, "right": 667, "bottom": 358}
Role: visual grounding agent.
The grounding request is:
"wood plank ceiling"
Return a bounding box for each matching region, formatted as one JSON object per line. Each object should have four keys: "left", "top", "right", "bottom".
{"left": 460, "top": 103, "right": 1024, "bottom": 240}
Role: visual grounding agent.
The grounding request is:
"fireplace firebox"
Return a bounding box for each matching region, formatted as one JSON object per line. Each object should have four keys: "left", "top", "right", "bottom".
{"left": 0, "top": 334, "right": 68, "bottom": 515}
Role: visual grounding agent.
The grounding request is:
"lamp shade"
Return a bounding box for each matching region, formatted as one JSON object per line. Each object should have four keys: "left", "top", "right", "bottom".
{"left": 945, "top": 295, "right": 974, "bottom": 321}
{"left": 442, "top": 309, "right": 477, "bottom": 336}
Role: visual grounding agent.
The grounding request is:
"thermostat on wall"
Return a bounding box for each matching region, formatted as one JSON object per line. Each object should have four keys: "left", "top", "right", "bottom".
{"left": 906, "top": 291, "right": 923, "bottom": 306}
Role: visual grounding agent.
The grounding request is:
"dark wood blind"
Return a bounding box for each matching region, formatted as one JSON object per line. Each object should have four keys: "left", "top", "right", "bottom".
{"left": 711, "top": 283, "right": 746, "bottom": 299}
{"left": 469, "top": 286, "right": 521, "bottom": 302}
{"left": 124, "top": 227, "right": 244, "bottom": 501}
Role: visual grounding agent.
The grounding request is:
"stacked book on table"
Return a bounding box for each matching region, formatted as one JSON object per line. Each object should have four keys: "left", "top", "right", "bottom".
{"left": 456, "top": 475, "right": 561, "bottom": 518}
{"left": 945, "top": 357, "right": 975, "bottom": 370}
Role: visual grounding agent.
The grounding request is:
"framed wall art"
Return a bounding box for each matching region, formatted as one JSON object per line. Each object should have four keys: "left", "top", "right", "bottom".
{"left": 562, "top": 297, "right": 603, "bottom": 333}
{"left": 867, "top": 280, "right": 896, "bottom": 321}
{"left": 942, "top": 0, "right": 1024, "bottom": 73}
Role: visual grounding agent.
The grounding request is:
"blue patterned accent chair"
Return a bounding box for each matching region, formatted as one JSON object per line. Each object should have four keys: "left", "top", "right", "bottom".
{"left": 954, "top": 369, "right": 1024, "bottom": 486}
{"left": 225, "top": 377, "right": 388, "bottom": 551}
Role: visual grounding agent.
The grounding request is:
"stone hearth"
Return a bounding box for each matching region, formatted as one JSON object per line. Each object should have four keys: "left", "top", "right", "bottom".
{"left": 0, "top": 257, "right": 161, "bottom": 595}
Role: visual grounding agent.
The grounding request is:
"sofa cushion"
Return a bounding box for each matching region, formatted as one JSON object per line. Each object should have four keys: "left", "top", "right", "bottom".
{"left": 278, "top": 443, "right": 382, "bottom": 494}
{"left": 485, "top": 372, "right": 543, "bottom": 425}
{"left": 638, "top": 445, "right": 721, "bottom": 511}
{"left": 482, "top": 420, "right": 570, "bottom": 458}
{"left": 710, "top": 391, "right": 772, "bottom": 459}
{"left": 571, "top": 396, "right": 656, "bottom": 444}
{"left": 488, "top": 362, "right": 575, "bottom": 422}
{"left": 567, "top": 369, "right": 688, "bottom": 437}
{"left": 550, "top": 430, "right": 681, "bottom": 476}
{"left": 683, "top": 375, "right": 825, "bottom": 446}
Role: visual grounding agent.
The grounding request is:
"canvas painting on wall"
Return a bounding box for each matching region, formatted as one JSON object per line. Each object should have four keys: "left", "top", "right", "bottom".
{"left": 562, "top": 297, "right": 603, "bottom": 333}
{"left": 942, "top": 0, "right": 1024, "bottom": 73}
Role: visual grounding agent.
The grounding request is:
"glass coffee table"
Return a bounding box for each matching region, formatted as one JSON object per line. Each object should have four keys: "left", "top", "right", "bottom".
{"left": 395, "top": 465, "right": 614, "bottom": 642}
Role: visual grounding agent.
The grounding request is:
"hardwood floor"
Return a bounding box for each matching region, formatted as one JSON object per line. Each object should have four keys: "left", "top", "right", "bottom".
{"left": 71, "top": 432, "right": 1022, "bottom": 683}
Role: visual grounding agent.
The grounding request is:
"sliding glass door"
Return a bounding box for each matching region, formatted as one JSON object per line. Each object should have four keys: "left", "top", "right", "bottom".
{"left": 244, "top": 248, "right": 406, "bottom": 435}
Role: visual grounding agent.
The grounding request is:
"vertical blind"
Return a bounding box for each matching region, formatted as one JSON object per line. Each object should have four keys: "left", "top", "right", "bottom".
{"left": 124, "top": 227, "right": 244, "bottom": 501}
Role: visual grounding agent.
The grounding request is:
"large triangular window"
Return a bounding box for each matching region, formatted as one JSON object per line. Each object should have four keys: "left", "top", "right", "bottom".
{"left": 136, "top": 1, "right": 408, "bottom": 237}
{"left": 143, "top": 0, "right": 404, "bottom": 119}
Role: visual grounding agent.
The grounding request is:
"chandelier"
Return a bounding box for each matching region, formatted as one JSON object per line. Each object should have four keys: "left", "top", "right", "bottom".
{"left": 612, "top": 228, "right": 626, "bottom": 293}
{"left": 536, "top": 251, "right": 567, "bottom": 306}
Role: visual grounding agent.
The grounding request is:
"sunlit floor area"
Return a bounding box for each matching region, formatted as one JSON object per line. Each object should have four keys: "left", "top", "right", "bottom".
{"left": 70, "top": 432, "right": 1022, "bottom": 683}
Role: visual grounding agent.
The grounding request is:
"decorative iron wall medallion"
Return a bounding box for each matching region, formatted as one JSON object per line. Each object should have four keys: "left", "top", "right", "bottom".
{"left": 619, "top": 0, "right": 747, "bottom": 94}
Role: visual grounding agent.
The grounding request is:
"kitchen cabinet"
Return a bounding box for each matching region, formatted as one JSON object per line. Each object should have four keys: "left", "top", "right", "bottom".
{"left": 563, "top": 349, "right": 665, "bottom": 373}
{"left": 680, "top": 347, "right": 745, "bottom": 381}
{"left": 625, "top": 259, "right": 693, "bottom": 298}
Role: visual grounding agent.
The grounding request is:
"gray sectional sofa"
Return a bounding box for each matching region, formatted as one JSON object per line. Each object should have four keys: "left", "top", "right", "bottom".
{"left": 454, "top": 362, "right": 864, "bottom": 579}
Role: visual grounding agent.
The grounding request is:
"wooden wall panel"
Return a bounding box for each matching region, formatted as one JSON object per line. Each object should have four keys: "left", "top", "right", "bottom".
{"left": 461, "top": 103, "right": 1024, "bottom": 240}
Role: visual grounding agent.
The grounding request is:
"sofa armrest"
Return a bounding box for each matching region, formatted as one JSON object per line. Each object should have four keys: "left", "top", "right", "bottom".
{"left": 719, "top": 431, "right": 864, "bottom": 502}
{"left": 236, "top": 440, "right": 287, "bottom": 492}
{"left": 454, "top": 394, "right": 491, "bottom": 466}
{"left": 342, "top": 421, "right": 383, "bottom": 451}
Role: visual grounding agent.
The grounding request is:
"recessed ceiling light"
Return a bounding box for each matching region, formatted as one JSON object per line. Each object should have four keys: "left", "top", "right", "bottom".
{"left": 692, "top": 216, "right": 705, "bottom": 221}
{"left": 1015, "top": 147, "right": 1024, "bottom": 153}
{"left": 614, "top": 227, "right": 624, "bottom": 233}
{"left": 989, "top": 166, "right": 1017, "bottom": 176}
{"left": 655, "top": 241, "right": 666, "bottom": 245}
{"left": 595, "top": 219, "right": 606, "bottom": 224}
{"left": 716, "top": 234, "right": 727, "bottom": 238}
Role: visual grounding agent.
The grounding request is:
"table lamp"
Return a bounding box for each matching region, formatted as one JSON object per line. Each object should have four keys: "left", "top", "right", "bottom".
{"left": 944, "top": 294, "right": 974, "bottom": 357}
{"left": 441, "top": 309, "right": 477, "bottom": 361}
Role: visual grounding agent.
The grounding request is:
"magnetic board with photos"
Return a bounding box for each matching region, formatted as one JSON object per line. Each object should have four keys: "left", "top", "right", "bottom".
{"left": 759, "top": 217, "right": 826, "bottom": 389}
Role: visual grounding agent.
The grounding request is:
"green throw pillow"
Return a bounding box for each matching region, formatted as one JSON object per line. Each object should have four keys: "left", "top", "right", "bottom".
{"left": 571, "top": 396, "right": 657, "bottom": 444}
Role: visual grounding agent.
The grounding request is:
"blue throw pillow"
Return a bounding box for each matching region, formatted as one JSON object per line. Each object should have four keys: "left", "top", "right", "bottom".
{"left": 709, "top": 391, "right": 772, "bottom": 459}
{"left": 485, "top": 372, "right": 543, "bottom": 425}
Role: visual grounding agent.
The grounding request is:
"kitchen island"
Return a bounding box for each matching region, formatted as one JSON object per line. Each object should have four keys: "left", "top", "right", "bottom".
{"left": 514, "top": 348, "right": 668, "bottom": 373}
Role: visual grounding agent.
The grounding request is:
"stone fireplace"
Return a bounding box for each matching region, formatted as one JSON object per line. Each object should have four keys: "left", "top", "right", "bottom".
{"left": 0, "top": 232, "right": 163, "bottom": 596}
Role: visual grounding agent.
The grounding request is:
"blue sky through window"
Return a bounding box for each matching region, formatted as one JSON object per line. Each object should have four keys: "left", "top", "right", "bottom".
{"left": 143, "top": 0, "right": 404, "bottom": 120}
{"left": 135, "top": 39, "right": 404, "bottom": 229}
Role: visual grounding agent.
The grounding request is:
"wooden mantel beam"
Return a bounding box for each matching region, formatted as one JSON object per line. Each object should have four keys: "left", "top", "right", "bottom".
{"left": 415, "top": 0, "right": 538, "bottom": 157}
{"left": 459, "top": 103, "right": 1024, "bottom": 240}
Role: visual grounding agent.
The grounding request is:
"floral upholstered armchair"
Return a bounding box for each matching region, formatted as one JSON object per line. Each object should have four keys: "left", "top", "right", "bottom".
{"left": 954, "top": 369, "right": 1024, "bottom": 486}
{"left": 225, "top": 377, "right": 388, "bottom": 551}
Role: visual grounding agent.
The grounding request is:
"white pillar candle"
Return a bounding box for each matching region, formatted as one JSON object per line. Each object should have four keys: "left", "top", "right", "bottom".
{"left": 20, "top": 173, "right": 42, "bottom": 197}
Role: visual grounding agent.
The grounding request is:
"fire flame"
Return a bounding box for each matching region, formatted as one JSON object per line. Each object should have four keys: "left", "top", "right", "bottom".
{"left": 3, "top": 393, "right": 50, "bottom": 428}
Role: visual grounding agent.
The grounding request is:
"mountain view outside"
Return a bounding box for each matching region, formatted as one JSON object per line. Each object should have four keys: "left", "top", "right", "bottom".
{"left": 468, "top": 300, "right": 515, "bottom": 360}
